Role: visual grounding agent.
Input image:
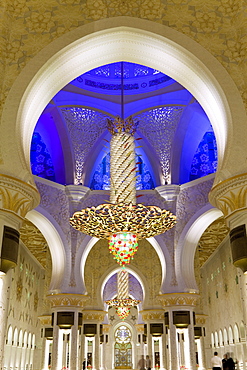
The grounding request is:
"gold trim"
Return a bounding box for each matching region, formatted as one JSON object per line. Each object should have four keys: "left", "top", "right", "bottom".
{"left": 211, "top": 172, "right": 247, "bottom": 192}
{"left": 38, "top": 315, "right": 52, "bottom": 325}
{"left": 195, "top": 314, "right": 208, "bottom": 325}
{"left": 83, "top": 310, "right": 106, "bottom": 321}
{"left": 140, "top": 309, "right": 165, "bottom": 321}
{"left": 47, "top": 293, "right": 89, "bottom": 308}
{"left": 0, "top": 174, "right": 39, "bottom": 194}
{"left": 158, "top": 292, "right": 200, "bottom": 307}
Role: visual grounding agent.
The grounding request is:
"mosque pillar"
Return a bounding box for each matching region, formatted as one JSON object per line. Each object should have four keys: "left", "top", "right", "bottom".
{"left": 195, "top": 314, "right": 207, "bottom": 370}
{"left": 82, "top": 310, "right": 106, "bottom": 370}
{"left": 135, "top": 324, "right": 145, "bottom": 368}
{"left": 101, "top": 324, "right": 110, "bottom": 370}
{"left": 209, "top": 174, "right": 247, "bottom": 275}
{"left": 160, "top": 331, "right": 167, "bottom": 370}
{"left": 50, "top": 310, "right": 63, "bottom": 370}
{"left": 209, "top": 173, "right": 247, "bottom": 341}
{"left": 141, "top": 310, "right": 165, "bottom": 370}
{"left": 167, "top": 309, "right": 179, "bottom": 370}
{"left": 158, "top": 292, "right": 199, "bottom": 370}
{"left": 48, "top": 293, "right": 88, "bottom": 370}
{"left": 70, "top": 309, "right": 80, "bottom": 370}
{"left": 80, "top": 329, "right": 86, "bottom": 369}
{"left": 38, "top": 315, "right": 53, "bottom": 370}
{"left": 0, "top": 175, "right": 40, "bottom": 370}
{"left": 146, "top": 322, "right": 153, "bottom": 365}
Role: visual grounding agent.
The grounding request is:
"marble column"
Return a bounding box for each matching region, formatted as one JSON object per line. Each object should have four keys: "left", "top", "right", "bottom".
{"left": 0, "top": 214, "right": 23, "bottom": 370}
{"left": 158, "top": 293, "right": 199, "bottom": 370}
{"left": 161, "top": 331, "right": 168, "bottom": 370}
{"left": 38, "top": 316, "right": 53, "bottom": 370}
{"left": 195, "top": 315, "right": 207, "bottom": 370}
{"left": 0, "top": 271, "right": 12, "bottom": 370}
{"left": 94, "top": 324, "right": 100, "bottom": 370}
{"left": 188, "top": 310, "right": 197, "bottom": 369}
{"left": 141, "top": 310, "right": 166, "bottom": 370}
{"left": 81, "top": 311, "right": 106, "bottom": 370}
{"left": 209, "top": 175, "right": 247, "bottom": 368}
{"left": 70, "top": 311, "right": 80, "bottom": 370}
{"left": 0, "top": 174, "right": 40, "bottom": 370}
{"left": 147, "top": 324, "right": 153, "bottom": 364}
{"left": 80, "top": 332, "right": 86, "bottom": 367}
{"left": 51, "top": 311, "right": 63, "bottom": 370}
{"left": 47, "top": 294, "right": 88, "bottom": 370}
{"left": 167, "top": 309, "right": 179, "bottom": 370}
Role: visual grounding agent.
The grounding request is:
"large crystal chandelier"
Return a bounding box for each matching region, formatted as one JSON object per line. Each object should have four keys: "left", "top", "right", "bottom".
{"left": 70, "top": 63, "right": 176, "bottom": 267}
{"left": 106, "top": 269, "right": 140, "bottom": 320}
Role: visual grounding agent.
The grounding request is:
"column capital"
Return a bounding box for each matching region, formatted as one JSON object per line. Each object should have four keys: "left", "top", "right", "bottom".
{"left": 102, "top": 324, "right": 111, "bottom": 333}
{"left": 195, "top": 313, "right": 208, "bottom": 325}
{"left": 209, "top": 172, "right": 247, "bottom": 224}
{"left": 47, "top": 293, "right": 89, "bottom": 309}
{"left": 156, "top": 184, "right": 180, "bottom": 201}
{"left": 82, "top": 310, "right": 106, "bottom": 322}
{"left": 140, "top": 309, "right": 164, "bottom": 321}
{"left": 158, "top": 292, "right": 200, "bottom": 308}
{"left": 135, "top": 324, "right": 145, "bottom": 333}
{"left": 38, "top": 315, "right": 52, "bottom": 326}
{"left": 0, "top": 174, "right": 40, "bottom": 219}
{"left": 65, "top": 185, "right": 90, "bottom": 203}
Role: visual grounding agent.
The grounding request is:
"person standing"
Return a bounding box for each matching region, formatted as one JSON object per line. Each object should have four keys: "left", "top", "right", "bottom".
{"left": 211, "top": 352, "right": 222, "bottom": 370}
{"left": 146, "top": 355, "right": 151, "bottom": 370}
{"left": 82, "top": 358, "right": 87, "bottom": 370}
{"left": 226, "top": 353, "right": 235, "bottom": 370}
{"left": 138, "top": 355, "right": 146, "bottom": 370}
{"left": 222, "top": 354, "right": 228, "bottom": 370}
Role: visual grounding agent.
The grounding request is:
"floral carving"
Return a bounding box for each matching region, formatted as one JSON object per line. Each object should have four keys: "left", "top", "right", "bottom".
{"left": 47, "top": 293, "right": 89, "bottom": 308}
{"left": 0, "top": 175, "right": 39, "bottom": 217}
{"left": 158, "top": 292, "right": 199, "bottom": 307}
{"left": 209, "top": 173, "right": 247, "bottom": 218}
{"left": 141, "top": 310, "right": 164, "bottom": 321}
{"left": 16, "top": 276, "right": 23, "bottom": 302}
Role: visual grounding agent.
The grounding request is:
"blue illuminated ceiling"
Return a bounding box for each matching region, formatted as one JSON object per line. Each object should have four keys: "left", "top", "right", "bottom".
{"left": 32, "top": 62, "right": 217, "bottom": 186}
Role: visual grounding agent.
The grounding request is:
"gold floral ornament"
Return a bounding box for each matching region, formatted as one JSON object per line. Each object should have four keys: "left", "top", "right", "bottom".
{"left": 105, "top": 298, "right": 141, "bottom": 320}
{"left": 70, "top": 116, "right": 176, "bottom": 266}
{"left": 70, "top": 203, "right": 176, "bottom": 238}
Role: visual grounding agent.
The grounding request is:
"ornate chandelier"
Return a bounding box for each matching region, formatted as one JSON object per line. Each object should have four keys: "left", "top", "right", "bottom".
{"left": 70, "top": 62, "right": 176, "bottom": 267}
{"left": 105, "top": 269, "right": 140, "bottom": 320}
{"left": 70, "top": 117, "right": 176, "bottom": 266}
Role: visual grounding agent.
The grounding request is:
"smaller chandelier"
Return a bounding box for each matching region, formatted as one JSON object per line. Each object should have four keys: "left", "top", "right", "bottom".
{"left": 105, "top": 270, "right": 141, "bottom": 320}
{"left": 106, "top": 298, "right": 141, "bottom": 320}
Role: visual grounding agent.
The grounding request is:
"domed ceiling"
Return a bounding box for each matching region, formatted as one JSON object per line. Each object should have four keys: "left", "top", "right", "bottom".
{"left": 31, "top": 61, "right": 217, "bottom": 188}
{"left": 27, "top": 62, "right": 221, "bottom": 289}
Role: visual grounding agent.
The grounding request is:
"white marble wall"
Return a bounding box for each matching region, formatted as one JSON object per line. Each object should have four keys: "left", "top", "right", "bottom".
{"left": 3, "top": 241, "right": 46, "bottom": 370}
{"left": 200, "top": 237, "right": 246, "bottom": 369}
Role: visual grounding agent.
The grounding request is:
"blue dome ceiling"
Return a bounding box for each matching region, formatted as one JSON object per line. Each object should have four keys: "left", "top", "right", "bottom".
{"left": 31, "top": 62, "right": 216, "bottom": 186}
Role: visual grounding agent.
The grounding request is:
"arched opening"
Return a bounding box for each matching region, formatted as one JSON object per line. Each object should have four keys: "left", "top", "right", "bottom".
{"left": 2, "top": 17, "right": 246, "bottom": 190}
{"left": 114, "top": 325, "right": 132, "bottom": 369}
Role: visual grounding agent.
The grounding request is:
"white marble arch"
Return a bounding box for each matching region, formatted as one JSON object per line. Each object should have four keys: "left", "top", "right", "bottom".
{"left": 1, "top": 17, "right": 246, "bottom": 188}
{"left": 175, "top": 203, "right": 224, "bottom": 292}
{"left": 26, "top": 209, "right": 66, "bottom": 292}
{"left": 78, "top": 236, "right": 163, "bottom": 306}
{"left": 99, "top": 266, "right": 146, "bottom": 309}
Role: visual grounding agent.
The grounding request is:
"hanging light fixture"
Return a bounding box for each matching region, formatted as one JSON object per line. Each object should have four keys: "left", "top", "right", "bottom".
{"left": 70, "top": 63, "right": 176, "bottom": 266}
{"left": 105, "top": 269, "right": 140, "bottom": 320}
